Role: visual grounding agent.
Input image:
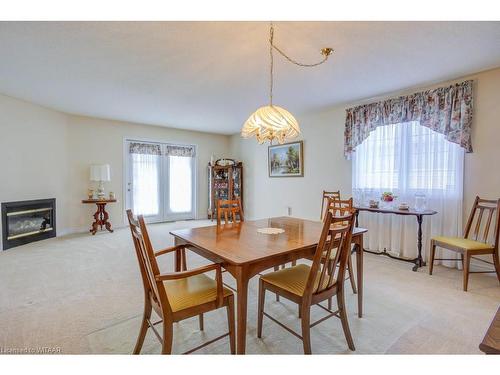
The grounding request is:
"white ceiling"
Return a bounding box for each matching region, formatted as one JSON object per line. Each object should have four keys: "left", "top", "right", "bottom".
{"left": 0, "top": 21, "right": 499, "bottom": 134}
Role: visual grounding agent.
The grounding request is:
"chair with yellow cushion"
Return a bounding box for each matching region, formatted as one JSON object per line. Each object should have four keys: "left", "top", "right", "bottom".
{"left": 257, "top": 211, "right": 356, "bottom": 354}
{"left": 126, "top": 210, "right": 235, "bottom": 354}
{"left": 429, "top": 196, "right": 500, "bottom": 291}
{"left": 324, "top": 197, "right": 357, "bottom": 297}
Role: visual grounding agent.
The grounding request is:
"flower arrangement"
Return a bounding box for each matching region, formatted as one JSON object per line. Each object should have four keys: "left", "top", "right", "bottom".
{"left": 381, "top": 192, "right": 397, "bottom": 202}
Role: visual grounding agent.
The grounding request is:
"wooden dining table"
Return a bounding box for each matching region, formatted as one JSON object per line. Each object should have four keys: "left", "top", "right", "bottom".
{"left": 170, "top": 216, "right": 367, "bottom": 354}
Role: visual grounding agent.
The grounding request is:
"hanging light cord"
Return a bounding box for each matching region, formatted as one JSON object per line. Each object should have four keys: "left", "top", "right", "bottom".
{"left": 269, "top": 25, "right": 274, "bottom": 106}
{"left": 268, "top": 22, "right": 333, "bottom": 105}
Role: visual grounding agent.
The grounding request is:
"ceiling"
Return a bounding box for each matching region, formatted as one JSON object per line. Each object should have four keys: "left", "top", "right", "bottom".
{"left": 0, "top": 21, "right": 499, "bottom": 135}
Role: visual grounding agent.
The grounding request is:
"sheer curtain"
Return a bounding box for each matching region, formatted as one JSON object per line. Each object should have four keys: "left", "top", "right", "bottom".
{"left": 168, "top": 155, "right": 193, "bottom": 213}
{"left": 352, "top": 121, "right": 465, "bottom": 267}
{"left": 130, "top": 143, "right": 161, "bottom": 217}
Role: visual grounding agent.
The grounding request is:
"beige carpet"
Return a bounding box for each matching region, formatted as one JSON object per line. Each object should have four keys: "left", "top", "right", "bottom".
{"left": 0, "top": 220, "right": 499, "bottom": 354}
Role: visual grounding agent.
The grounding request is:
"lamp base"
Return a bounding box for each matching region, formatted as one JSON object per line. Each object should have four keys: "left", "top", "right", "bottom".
{"left": 97, "top": 181, "right": 106, "bottom": 199}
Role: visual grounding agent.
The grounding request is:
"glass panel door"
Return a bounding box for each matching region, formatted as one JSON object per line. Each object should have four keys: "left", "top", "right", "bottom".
{"left": 166, "top": 155, "right": 195, "bottom": 220}
{"left": 127, "top": 143, "right": 163, "bottom": 222}
{"left": 125, "top": 140, "right": 195, "bottom": 223}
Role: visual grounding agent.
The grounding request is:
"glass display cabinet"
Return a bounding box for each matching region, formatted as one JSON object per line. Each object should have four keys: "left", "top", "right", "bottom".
{"left": 208, "top": 159, "right": 243, "bottom": 220}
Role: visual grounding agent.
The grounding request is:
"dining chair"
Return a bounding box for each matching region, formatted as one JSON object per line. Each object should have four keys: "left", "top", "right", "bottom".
{"left": 324, "top": 197, "right": 357, "bottom": 299}
{"left": 429, "top": 196, "right": 500, "bottom": 291}
{"left": 126, "top": 210, "right": 235, "bottom": 354}
{"left": 257, "top": 211, "right": 356, "bottom": 354}
{"left": 320, "top": 190, "right": 341, "bottom": 220}
{"left": 216, "top": 198, "right": 244, "bottom": 226}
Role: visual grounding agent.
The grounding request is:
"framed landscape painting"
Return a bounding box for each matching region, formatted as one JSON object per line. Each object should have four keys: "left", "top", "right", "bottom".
{"left": 268, "top": 141, "right": 304, "bottom": 177}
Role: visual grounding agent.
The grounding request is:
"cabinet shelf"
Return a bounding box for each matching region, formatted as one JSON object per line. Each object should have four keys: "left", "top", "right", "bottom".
{"left": 208, "top": 161, "right": 243, "bottom": 220}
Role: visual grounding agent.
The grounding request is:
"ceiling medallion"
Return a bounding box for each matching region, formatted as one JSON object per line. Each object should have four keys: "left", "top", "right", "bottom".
{"left": 241, "top": 23, "right": 333, "bottom": 144}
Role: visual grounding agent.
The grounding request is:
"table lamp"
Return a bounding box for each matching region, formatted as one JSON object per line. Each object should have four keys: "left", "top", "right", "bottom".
{"left": 90, "top": 164, "right": 111, "bottom": 199}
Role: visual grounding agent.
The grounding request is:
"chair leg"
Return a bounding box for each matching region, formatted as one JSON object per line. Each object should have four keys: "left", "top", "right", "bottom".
{"left": 327, "top": 297, "right": 332, "bottom": 310}
{"left": 198, "top": 314, "right": 204, "bottom": 331}
{"left": 463, "top": 252, "right": 471, "bottom": 292}
{"left": 161, "top": 320, "right": 174, "bottom": 354}
{"left": 300, "top": 305, "right": 312, "bottom": 354}
{"left": 227, "top": 295, "right": 236, "bottom": 354}
{"left": 133, "top": 299, "right": 152, "bottom": 354}
{"left": 257, "top": 280, "right": 266, "bottom": 338}
{"left": 337, "top": 287, "right": 355, "bottom": 351}
{"left": 347, "top": 254, "right": 357, "bottom": 294}
{"left": 273, "top": 266, "right": 280, "bottom": 302}
{"left": 429, "top": 242, "right": 436, "bottom": 275}
{"left": 493, "top": 251, "right": 500, "bottom": 284}
{"left": 181, "top": 248, "right": 187, "bottom": 271}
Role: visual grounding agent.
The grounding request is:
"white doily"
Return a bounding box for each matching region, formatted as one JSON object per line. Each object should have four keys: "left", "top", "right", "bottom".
{"left": 257, "top": 227, "right": 285, "bottom": 235}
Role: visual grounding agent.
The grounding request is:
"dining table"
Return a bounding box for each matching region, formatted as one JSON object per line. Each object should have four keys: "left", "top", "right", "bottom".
{"left": 170, "top": 216, "right": 367, "bottom": 354}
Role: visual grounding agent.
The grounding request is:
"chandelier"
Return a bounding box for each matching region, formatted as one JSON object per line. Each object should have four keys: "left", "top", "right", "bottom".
{"left": 241, "top": 23, "right": 333, "bottom": 144}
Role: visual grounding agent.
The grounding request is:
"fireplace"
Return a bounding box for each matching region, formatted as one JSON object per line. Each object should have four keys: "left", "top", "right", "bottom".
{"left": 1, "top": 199, "right": 56, "bottom": 250}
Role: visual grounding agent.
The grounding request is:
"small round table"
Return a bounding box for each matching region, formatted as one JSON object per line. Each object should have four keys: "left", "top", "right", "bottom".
{"left": 81, "top": 199, "right": 117, "bottom": 235}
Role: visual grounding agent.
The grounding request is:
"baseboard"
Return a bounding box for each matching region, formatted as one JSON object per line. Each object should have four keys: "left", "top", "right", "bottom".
{"left": 57, "top": 223, "right": 128, "bottom": 237}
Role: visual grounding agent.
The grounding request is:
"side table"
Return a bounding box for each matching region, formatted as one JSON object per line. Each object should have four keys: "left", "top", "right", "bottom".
{"left": 82, "top": 199, "right": 117, "bottom": 235}
{"left": 354, "top": 206, "right": 437, "bottom": 271}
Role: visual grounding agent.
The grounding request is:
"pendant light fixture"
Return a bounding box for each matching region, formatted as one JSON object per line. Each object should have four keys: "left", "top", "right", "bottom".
{"left": 241, "top": 23, "right": 333, "bottom": 144}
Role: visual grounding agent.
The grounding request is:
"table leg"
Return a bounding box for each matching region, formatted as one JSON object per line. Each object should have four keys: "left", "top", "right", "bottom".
{"left": 90, "top": 203, "right": 113, "bottom": 234}
{"left": 90, "top": 214, "right": 99, "bottom": 235}
{"left": 414, "top": 214, "right": 426, "bottom": 272}
{"left": 173, "top": 237, "right": 182, "bottom": 272}
{"left": 102, "top": 206, "right": 113, "bottom": 233}
{"left": 235, "top": 268, "right": 249, "bottom": 354}
{"left": 356, "top": 236, "right": 364, "bottom": 318}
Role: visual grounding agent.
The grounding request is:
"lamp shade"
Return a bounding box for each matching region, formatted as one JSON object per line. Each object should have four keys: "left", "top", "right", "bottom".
{"left": 90, "top": 164, "right": 111, "bottom": 182}
{"left": 241, "top": 105, "right": 300, "bottom": 144}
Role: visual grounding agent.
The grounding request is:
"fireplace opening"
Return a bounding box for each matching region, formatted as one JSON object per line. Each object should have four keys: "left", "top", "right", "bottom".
{"left": 1, "top": 199, "right": 56, "bottom": 250}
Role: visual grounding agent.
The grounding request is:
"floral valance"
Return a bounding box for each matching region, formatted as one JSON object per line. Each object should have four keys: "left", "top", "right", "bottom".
{"left": 344, "top": 80, "right": 474, "bottom": 159}
{"left": 129, "top": 142, "right": 161, "bottom": 155}
{"left": 165, "top": 145, "right": 196, "bottom": 157}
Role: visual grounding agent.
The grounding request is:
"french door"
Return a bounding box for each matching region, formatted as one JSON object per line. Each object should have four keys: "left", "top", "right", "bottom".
{"left": 125, "top": 140, "right": 196, "bottom": 223}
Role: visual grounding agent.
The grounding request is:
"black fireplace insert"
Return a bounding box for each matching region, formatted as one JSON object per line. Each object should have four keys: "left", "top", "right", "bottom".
{"left": 1, "top": 198, "right": 56, "bottom": 250}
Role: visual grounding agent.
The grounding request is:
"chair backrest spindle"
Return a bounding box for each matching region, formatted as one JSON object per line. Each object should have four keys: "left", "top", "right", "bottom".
{"left": 216, "top": 199, "right": 244, "bottom": 226}
{"left": 463, "top": 196, "right": 500, "bottom": 248}
{"left": 305, "top": 210, "right": 356, "bottom": 299}
{"left": 321, "top": 190, "right": 341, "bottom": 220}
{"left": 325, "top": 197, "right": 353, "bottom": 219}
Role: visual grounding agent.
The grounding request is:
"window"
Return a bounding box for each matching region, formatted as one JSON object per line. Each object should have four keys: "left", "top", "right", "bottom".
{"left": 352, "top": 121, "right": 464, "bottom": 262}
{"left": 352, "top": 121, "right": 463, "bottom": 195}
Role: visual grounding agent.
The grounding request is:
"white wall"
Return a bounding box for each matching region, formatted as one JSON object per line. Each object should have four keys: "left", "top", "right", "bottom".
{"left": 0, "top": 94, "right": 70, "bottom": 240}
{"left": 67, "top": 116, "right": 230, "bottom": 232}
{"left": 230, "top": 67, "right": 500, "bottom": 225}
{"left": 0, "top": 94, "right": 231, "bottom": 243}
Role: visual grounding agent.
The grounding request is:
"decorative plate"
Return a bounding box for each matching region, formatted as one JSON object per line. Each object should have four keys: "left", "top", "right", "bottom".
{"left": 257, "top": 227, "right": 285, "bottom": 235}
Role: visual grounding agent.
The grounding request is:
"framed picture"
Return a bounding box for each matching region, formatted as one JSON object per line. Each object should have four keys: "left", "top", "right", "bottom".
{"left": 268, "top": 141, "right": 304, "bottom": 177}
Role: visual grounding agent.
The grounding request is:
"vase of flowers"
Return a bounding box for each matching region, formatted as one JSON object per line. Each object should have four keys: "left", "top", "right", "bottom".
{"left": 381, "top": 192, "right": 396, "bottom": 202}
{"left": 381, "top": 192, "right": 397, "bottom": 207}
